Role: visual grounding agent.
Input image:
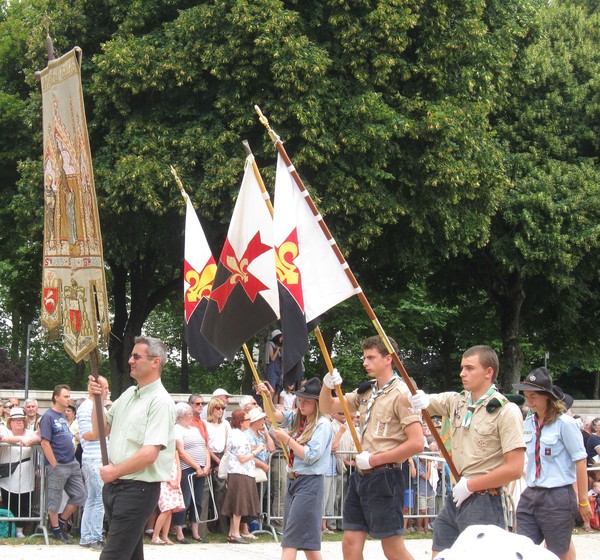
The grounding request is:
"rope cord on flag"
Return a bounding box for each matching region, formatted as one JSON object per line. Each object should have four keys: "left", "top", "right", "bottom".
{"left": 255, "top": 106, "right": 460, "bottom": 482}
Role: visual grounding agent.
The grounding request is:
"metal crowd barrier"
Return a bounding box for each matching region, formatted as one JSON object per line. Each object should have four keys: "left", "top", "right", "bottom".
{"left": 0, "top": 443, "right": 49, "bottom": 544}
{"left": 258, "top": 449, "right": 515, "bottom": 538}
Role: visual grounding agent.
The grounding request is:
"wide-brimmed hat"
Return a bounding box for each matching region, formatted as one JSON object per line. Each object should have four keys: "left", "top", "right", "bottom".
{"left": 512, "top": 367, "right": 562, "bottom": 399}
{"left": 270, "top": 329, "right": 282, "bottom": 340}
{"left": 293, "top": 377, "right": 321, "bottom": 400}
{"left": 212, "top": 388, "right": 232, "bottom": 398}
{"left": 8, "top": 407, "right": 26, "bottom": 420}
{"left": 248, "top": 408, "right": 266, "bottom": 423}
{"left": 554, "top": 386, "right": 574, "bottom": 410}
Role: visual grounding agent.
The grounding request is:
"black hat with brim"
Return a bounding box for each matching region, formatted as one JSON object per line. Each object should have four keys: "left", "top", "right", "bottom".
{"left": 512, "top": 367, "right": 562, "bottom": 400}
{"left": 293, "top": 377, "right": 322, "bottom": 400}
{"left": 553, "top": 385, "right": 574, "bottom": 410}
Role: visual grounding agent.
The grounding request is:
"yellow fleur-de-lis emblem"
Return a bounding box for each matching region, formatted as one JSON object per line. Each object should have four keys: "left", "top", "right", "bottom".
{"left": 276, "top": 241, "right": 299, "bottom": 285}
{"left": 185, "top": 263, "right": 217, "bottom": 303}
{"left": 225, "top": 255, "right": 249, "bottom": 285}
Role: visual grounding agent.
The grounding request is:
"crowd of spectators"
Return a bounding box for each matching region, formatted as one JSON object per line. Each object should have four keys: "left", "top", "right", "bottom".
{"left": 0, "top": 378, "right": 598, "bottom": 551}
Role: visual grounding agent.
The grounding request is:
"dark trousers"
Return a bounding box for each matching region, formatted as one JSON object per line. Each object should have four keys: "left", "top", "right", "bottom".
{"left": 173, "top": 467, "right": 205, "bottom": 526}
{"left": 100, "top": 480, "right": 160, "bottom": 560}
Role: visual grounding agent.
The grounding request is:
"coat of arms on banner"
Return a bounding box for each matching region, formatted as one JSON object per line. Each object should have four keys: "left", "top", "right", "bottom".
{"left": 38, "top": 48, "right": 110, "bottom": 362}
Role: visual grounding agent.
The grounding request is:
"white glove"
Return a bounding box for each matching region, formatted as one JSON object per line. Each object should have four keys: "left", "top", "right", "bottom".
{"left": 323, "top": 368, "right": 343, "bottom": 390}
{"left": 408, "top": 389, "right": 431, "bottom": 410}
{"left": 452, "top": 477, "right": 473, "bottom": 508}
{"left": 355, "top": 451, "right": 372, "bottom": 470}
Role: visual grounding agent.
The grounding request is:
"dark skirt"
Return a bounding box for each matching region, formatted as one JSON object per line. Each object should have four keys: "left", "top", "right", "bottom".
{"left": 282, "top": 474, "right": 324, "bottom": 551}
{"left": 221, "top": 473, "right": 260, "bottom": 518}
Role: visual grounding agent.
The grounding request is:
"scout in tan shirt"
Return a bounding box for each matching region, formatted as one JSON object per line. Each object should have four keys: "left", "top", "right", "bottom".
{"left": 407, "top": 345, "right": 524, "bottom": 558}
{"left": 320, "top": 335, "right": 423, "bottom": 560}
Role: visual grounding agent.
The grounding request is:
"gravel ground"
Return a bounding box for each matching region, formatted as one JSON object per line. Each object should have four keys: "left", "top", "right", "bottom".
{"left": 0, "top": 532, "right": 597, "bottom": 559}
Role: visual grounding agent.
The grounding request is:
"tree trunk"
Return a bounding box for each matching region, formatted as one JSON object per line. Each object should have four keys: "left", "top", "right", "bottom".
{"left": 73, "top": 359, "right": 86, "bottom": 391}
{"left": 593, "top": 370, "right": 600, "bottom": 400}
{"left": 493, "top": 271, "right": 526, "bottom": 390}
{"left": 439, "top": 334, "right": 456, "bottom": 390}
{"left": 10, "top": 309, "right": 21, "bottom": 363}
{"left": 108, "top": 263, "right": 129, "bottom": 398}
{"left": 107, "top": 258, "right": 180, "bottom": 398}
{"left": 180, "top": 338, "right": 189, "bottom": 393}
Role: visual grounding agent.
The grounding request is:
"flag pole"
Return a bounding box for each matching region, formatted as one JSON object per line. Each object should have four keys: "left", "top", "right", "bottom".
{"left": 240, "top": 345, "right": 291, "bottom": 466}
{"left": 313, "top": 328, "right": 363, "bottom": 452}
{"left": 255, "top": 106, "right": 459, "bottom": 481}
{"left": 170, "top": 165, "right": 188, "bottom": 200}
{"left": 242, "top": 141, "right": 363, "bottom": 453}
{"left": 171, "top": 164, "right": 290, "bottom": 465}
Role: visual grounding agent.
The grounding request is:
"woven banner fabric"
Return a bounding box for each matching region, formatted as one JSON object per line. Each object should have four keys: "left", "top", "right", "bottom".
{"left": 39, "top": 47, "right": 110, "bottom": 362}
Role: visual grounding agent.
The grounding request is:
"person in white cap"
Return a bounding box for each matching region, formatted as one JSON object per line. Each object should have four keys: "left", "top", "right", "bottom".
{"left": 242, "top": 407, "right": 275, "bottom": 539}
{"left": 212, "top": 388, "right": 232, "bottom": 420}
{"left": 213, "top": 388, "right": 232, "bottom": 403}
{"left": 0, "top": 406, "right": 40, "bottom": 538}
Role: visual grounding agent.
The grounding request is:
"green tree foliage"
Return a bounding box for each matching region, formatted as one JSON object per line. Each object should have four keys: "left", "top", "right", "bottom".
{"left": 79, "top": 0, "right": 531, "bottom": 394}
{"left": 1, "top": 0, "right": 599, "bottom": 399}
{"left": 0, "top": 1, "right": 45, "bottom": 364}
{"left": 479, "top": 0, "right": 600, "bottom": 387}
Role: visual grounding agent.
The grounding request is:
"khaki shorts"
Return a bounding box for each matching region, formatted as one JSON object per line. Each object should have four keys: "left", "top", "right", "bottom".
{"left": 45, "top": 461, "right": 87, "bottom": 512}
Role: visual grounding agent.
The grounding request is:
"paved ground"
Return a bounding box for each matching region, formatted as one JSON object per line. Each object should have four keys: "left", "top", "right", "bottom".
{"left": 0, "top": 533, "right": 597, "bottom": 559}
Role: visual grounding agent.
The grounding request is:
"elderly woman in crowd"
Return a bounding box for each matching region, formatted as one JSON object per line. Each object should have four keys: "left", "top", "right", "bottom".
{"left": 242, "top": 407, "right": 275, "bottom": 539}
{"left": 172, "top": 402, "right": 211, "bottom": 544}
{"left": 0, "top": 407, "right": 41, "bottom": 538}
{"left": 221, "top": 409, "right": 264, "bottom": 544}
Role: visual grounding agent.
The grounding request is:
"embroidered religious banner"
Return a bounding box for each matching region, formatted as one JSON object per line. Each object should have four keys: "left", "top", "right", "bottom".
{"left": 38, "top": 47, "right": 110, "bottom": 362}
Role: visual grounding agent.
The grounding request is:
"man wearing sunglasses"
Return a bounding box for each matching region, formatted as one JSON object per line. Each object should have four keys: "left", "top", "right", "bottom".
{"left": 188, "top": 394, "right": 220, "bottom": 475}
{"left": 89, "top": 336, "right": 176, "bottom": 560}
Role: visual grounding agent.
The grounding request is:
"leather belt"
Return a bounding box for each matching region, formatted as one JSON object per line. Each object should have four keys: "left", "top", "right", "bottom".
{"left": 473, "top": 487, "right": 500, "bottom": 496}
{"left": 357, "top": 462, "right": 403, "bottom": 476}
{"left": 288, "top": 471, "right": 300, "bottom": 479}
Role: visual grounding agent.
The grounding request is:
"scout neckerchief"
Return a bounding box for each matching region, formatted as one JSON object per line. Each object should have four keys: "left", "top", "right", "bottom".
{"left": 363, "top": 376, "right": 396, "bottom": 431}
{"left": 288, "top": 416, "right": 306, "bottom": 470}
{"left": 462, "top": 385, "right": 496, "bottom": 428}
{"left": 533, "top": 414, "right": 546, "bottom": 480}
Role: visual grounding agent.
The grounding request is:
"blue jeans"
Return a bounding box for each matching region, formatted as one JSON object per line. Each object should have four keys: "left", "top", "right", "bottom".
{"left": 80, "top": 460, "right": 105, "bottom": 545}
{"left": 173, "top": 467, "right": 205, "bottom": 526}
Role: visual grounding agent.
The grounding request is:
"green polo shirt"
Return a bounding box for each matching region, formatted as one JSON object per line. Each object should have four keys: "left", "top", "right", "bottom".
{"left": 106, "top": 378, "right": 175, "bottom": 482}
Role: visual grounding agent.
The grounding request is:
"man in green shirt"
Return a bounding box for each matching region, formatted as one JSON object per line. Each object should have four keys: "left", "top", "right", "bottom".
{"left": 90, "top": 336, "right": 175, "bottom": 560}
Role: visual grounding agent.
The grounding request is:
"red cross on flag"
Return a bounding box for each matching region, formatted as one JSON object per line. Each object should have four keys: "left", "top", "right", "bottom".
{"left": 201, "top": 155, "right": 280, "bottom": 360}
